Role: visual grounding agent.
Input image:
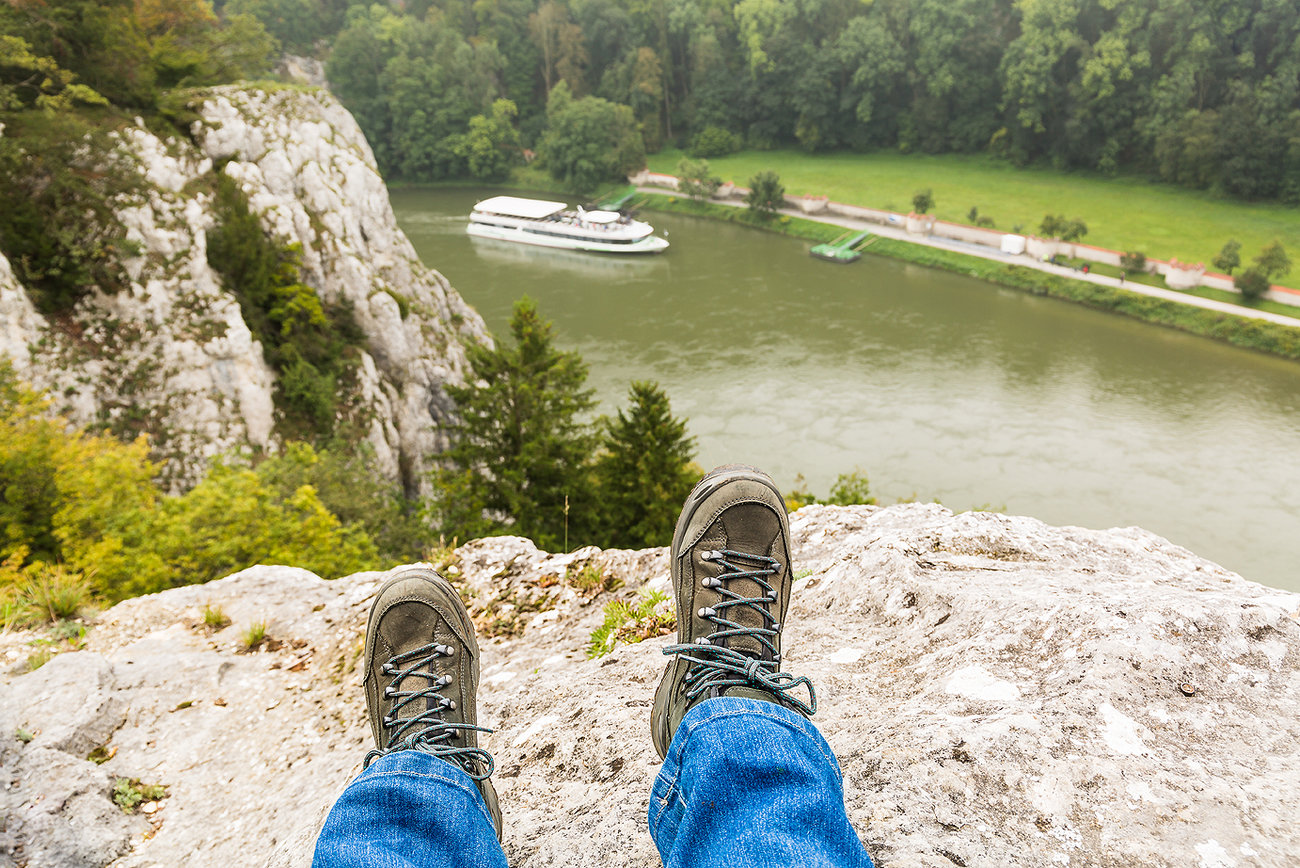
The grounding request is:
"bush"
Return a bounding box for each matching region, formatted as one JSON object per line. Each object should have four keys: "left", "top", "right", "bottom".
{"left": 207, "top": 173, "right": 363, "bottom": 440}
{"left": 1120, "top": 251, "right": 1148, "bottom": 274}
{"left": 0, "top": 117, "right": 141, "bottom": 313}
{"left": 912, "top": 189, "right": 934, "bottom": 214}
{"left": 825, "top": 470, "right": 877, "bottom": 506}
{"left": 2, "top": 363, "right": 379, "bottom": 603}
{"left": 1235, "top": 268, "right": 1271, "bottom": 302}
{"left": 745, "top": 171, "right": 785, "bottom": 217}
{"left": 1039, "top": 214, "right": 1088, "bottom": 242}
{"left": 675, "top": 158, "right": 721, "bottom": 202}
{"left": 689, "top": 126, "right": 741, "bottom": 158}
{"left": 1213, "top": 240, "right": 1242, "bottom": 275}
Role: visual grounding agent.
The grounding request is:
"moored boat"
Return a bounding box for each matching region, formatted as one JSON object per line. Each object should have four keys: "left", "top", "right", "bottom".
{"left": 467, "top": 195, "right": 669, "bottom": 254}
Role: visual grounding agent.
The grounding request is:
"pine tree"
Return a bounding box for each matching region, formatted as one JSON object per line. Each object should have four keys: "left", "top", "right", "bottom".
{"left": 595, "top": 381, "right": 698, "bottom": 548}
{"left": 431, "top": 297, "right": 597, "bottom": 551}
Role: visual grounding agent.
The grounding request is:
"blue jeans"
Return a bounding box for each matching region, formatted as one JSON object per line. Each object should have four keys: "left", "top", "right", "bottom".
{"left": 314, "top": 697, "right": 874, "bottom": 868}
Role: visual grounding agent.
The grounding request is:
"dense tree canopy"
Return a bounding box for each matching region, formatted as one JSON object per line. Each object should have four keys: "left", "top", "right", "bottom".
{"left": 285, "top": 0, "right": 1300, "bottom": 201}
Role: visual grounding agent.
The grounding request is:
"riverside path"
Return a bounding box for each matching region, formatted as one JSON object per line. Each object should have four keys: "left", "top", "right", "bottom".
{"left": 635, "top": 188, "right": 1300, "bottom": 330}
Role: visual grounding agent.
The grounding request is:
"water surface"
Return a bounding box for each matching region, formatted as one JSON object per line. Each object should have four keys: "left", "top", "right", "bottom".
{"left": 393, "top": 187, "right": 1300, "bottom": 592}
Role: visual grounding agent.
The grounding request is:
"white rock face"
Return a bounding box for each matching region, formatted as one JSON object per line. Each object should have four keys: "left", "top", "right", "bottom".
{"left": 2, "top": 506, "right": 1297, "bottom": 867}
{"left": 0, "top": 86, "right": 486, "bottom": 489}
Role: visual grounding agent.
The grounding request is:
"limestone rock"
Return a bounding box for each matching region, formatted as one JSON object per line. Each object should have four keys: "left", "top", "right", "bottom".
{"left": 0, "top": 86, "right": 487, "bottom": 490}
{"left": 0, "top": 506, "right": 1296, "bottom": 867}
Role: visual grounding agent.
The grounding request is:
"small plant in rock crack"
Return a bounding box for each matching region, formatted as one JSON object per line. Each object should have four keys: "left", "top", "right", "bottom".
{"left": 201, "top": 603, "right": 231, "bottom": 631}
{"left": 587, "top": 588, "right": 675, "bottom": 659}
{"left": 565, "top": 562, "right": 623, "bottom": 598}
{"left": 113, "top": 778, "right": 167, "bottom": 812}
{"left": 241, "top": 620, "right": 268, "bottom": 651}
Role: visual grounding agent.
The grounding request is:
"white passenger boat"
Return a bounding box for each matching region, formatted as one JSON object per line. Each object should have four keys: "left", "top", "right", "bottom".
{"left": 467, "top": 195, "right": 669, "bottom": 254}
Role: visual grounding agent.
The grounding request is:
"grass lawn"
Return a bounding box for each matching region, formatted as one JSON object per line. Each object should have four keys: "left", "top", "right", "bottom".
{"left": 646, "top": 149, "right": 1300, "bottom": 275}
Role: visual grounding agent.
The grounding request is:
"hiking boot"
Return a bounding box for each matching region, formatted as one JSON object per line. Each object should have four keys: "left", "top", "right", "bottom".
{"left": 363, "top": 567, "right": 502, "bottom": 839}
{"left": 651, "top": 464, "right": 816, "bottom": 759}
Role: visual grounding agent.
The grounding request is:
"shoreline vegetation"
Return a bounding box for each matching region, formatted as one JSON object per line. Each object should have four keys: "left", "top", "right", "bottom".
{"left": 626, "top": 193, "right": 1300, "bottom": 364}
{"left": 643, "top": 149, "right": 1300, "bottom": 270}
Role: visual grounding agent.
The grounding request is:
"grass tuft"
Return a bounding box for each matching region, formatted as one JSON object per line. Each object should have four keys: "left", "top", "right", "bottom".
{"left": 587, "top": 588, "right": 675, "bottom": 659}
{"left": 201, "top": 603, "right": 230, "bottom": 631}
{"left": 241, "top": 620, "right": 268, "bottom": 651}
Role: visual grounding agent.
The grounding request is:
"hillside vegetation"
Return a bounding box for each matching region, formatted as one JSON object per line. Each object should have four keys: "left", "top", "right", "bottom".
{"left": 226, "top": 0, "right": 1300, "bottom": 205}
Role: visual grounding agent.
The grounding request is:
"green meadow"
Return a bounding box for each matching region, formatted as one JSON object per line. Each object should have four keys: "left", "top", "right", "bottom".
{"left": 646, "top": 149, "right": 1300, "bottom": 274}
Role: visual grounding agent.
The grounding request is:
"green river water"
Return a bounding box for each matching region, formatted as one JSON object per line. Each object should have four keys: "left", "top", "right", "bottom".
{"left": 392, "top": 187, "right": 1300, "bottom": 593}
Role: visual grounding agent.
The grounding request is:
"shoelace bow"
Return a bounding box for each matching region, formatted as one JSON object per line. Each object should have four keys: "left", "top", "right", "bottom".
{"left": 663, "top": 548, "right": 816, "bottom": 715}
{"left": 364, "top": 641, "right": 495, "bottom": 780}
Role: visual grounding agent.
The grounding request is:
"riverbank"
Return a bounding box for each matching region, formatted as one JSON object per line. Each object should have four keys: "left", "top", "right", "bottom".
{"left": 644, "top": 149, "right": 1300, "bottom": 269}
{"left": 632, "top": 192, "right": 1300, "bottom": 363}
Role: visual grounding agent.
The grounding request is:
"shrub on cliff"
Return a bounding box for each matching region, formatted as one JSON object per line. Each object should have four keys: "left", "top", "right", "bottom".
{"left": 0, "top": 362, "right": 379, "bottom": 604}
{"left": 207, "top": 173, "right": 364, "bottom": 440}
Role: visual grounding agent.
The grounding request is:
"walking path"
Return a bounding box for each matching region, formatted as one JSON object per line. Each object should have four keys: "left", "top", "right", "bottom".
{"left": 635, "top": 188, "right": 1300, "bottom": 329}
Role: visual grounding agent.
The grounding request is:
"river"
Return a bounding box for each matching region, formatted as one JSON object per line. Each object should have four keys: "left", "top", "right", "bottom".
{"left": 391, "top": 187, "right": 1300, "bottom": 593}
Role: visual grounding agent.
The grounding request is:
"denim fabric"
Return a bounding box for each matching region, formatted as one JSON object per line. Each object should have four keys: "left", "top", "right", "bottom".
{"left": 314, "top": 696, "right": 872, "bottom": 868}
{"left": 312, "top": 751, "right": 506, "bottom": 868}
{"left": 649, "top": 697, "right": 875, "bottom": 868}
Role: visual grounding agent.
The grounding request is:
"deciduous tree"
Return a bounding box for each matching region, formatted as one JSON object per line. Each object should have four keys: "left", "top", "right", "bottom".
{"left": 539, "top": 82, "right": 644, "bottom": 193}
{"left": 1213, "top": 240, "right": 1241, "bottom": 276}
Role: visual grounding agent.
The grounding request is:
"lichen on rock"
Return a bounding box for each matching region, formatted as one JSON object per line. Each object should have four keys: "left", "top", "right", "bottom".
{"left": 2, "top": 505, "right": 1296, "bottom": 867}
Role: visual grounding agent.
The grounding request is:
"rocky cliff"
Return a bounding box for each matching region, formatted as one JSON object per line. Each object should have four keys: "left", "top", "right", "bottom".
{"left": 2, "top": 504, "right": 1297, "bottom": 868}
{"left": 0, "top": 86, "right": 487, "bottom": 489}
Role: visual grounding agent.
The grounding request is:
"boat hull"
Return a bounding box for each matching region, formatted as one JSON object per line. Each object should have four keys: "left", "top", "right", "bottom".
{"left": 467, "top": 222, "right": 669, "bottom": 254}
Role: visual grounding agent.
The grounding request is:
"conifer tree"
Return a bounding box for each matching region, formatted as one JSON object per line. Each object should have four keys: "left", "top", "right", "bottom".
{"left": 595, "top": 381, "right": 698, "bottom": 548}
{"left": 432, "top": 297, "right": 597, "bottom": 550}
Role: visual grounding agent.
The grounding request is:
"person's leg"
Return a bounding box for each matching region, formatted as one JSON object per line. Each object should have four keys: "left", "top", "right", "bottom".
{"left": 649, "top": 465, "right": 874, "bottom": 868}
{"left": 313, "top": 752, "right": 505, "bottom": 868}
{"left": 313, "top": 568, "right": 505, "bottom": 868}
{"left": 649, "top": 697, "right": 871, "bottom": 868}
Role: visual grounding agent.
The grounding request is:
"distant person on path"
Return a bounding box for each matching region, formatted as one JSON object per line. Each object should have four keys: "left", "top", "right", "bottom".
{"left": 312, "top": 465, "right": 875, "bottom": 868}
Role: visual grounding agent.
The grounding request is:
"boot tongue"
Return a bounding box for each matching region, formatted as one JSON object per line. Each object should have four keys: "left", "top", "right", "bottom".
{"left": 717, "top": 503, "right": 780, "bottom": 659}
{"left": 722, "top": 685, "right": 780, "bottom": 704}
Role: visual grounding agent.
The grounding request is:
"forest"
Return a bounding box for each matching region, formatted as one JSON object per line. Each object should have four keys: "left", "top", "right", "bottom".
{"left": 238, "top": 0, "right": 1300, "bottom": 201}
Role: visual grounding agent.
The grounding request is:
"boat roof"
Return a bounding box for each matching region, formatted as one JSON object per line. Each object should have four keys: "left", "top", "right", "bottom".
{"left": 474, "top": 195, "right": 567, "bottom": 220}
{"left": 581, "top": 209, "right": 621, "bottom": 224}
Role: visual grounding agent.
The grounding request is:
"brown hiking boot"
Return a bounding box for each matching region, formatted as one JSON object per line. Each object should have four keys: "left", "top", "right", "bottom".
{"left": 650, "top": 464, "right": 816, "bottom": 759}
{"left": 363, "top": 567, "right": 502, "bottom": 839}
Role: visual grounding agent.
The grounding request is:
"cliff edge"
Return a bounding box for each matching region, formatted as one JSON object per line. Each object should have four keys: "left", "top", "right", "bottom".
{"left": 0, "top": 86, "right": 487, "bottom": 489}
{"left": 2, "top": 504, "right": 1297, "bottom": 868}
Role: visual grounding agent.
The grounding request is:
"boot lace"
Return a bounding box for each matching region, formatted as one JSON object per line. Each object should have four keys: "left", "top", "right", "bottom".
{"left": 364, "top": 641, "right": 495, "bottom": 780}
{"left": 662, "top": 548, "right": 816, "bottom": 715}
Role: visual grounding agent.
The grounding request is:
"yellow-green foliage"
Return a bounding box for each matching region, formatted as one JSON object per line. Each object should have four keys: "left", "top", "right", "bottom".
{"left": 0, "top": 362, "right": 377, "bottom": 604}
